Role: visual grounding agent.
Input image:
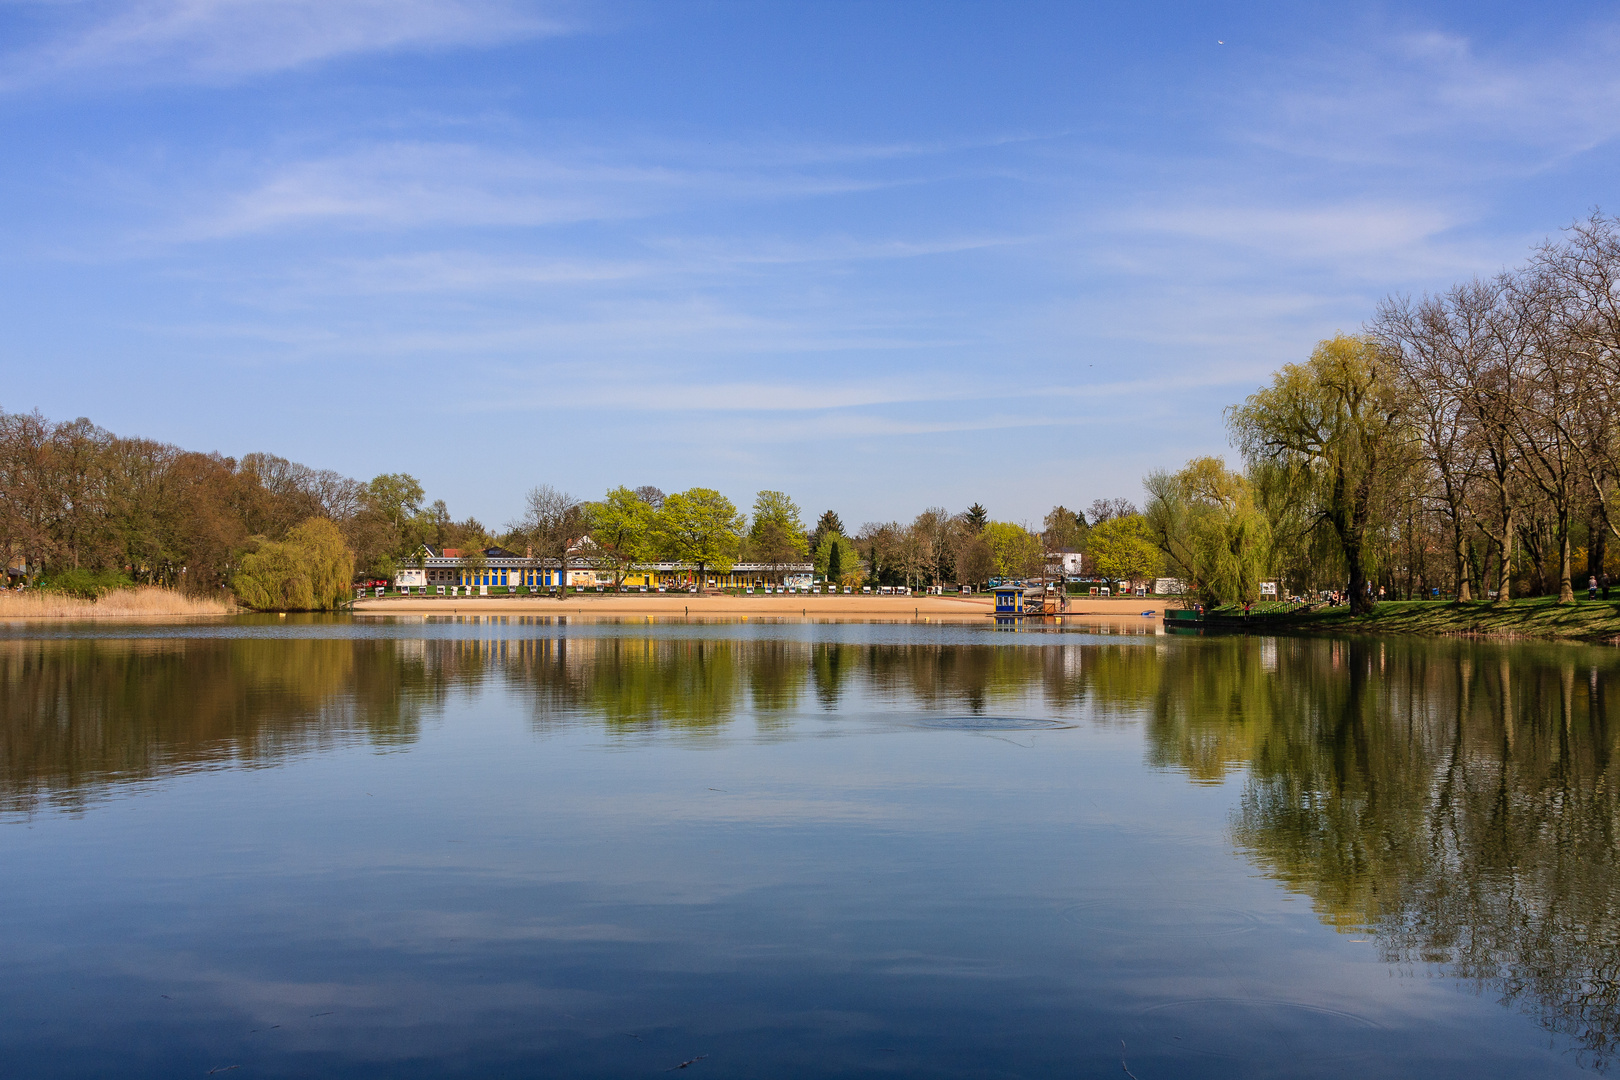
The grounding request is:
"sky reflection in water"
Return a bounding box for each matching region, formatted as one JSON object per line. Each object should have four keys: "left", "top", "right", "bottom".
{"left": 1, "top": 617, "right": 1617, "bottom": 1078}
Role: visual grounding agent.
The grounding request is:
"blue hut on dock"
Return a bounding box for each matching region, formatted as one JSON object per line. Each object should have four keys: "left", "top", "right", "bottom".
{"left": 993, "top": 585, "right": 1025, "bottom": 614}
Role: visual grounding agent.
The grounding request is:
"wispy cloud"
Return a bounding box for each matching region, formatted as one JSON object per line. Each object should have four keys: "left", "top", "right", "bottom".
{"left": 1246, "top": 21, "right": 1620, "bottom": 168}
{"left": 1119, "top": 201, "right": 1460, "bottom": 262}
{"left": 226, "top": 230, "right": 1026, "bottom": 300}
{"left": 166, "top": 140, "right": 930, "bottom": 240}
{"left": 0, "top": 0, "right": 566, "bottom": 88}
{"left": 474, "top": 376, "right": 969, "bottom": 415}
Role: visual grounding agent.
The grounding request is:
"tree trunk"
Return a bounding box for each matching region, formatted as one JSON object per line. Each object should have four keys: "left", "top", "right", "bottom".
{"left": 1494, "top": 515, "right": 1513, "bottom": 604}
{"left": 1589, "top": 505, "right": 1607, "bottom": 593}
{"left": 1557, "top": 505, "right": 1575, "bottom": 604}
{"left": 1454, "top": 520, "right": 1472, "bottom": 602}
{"left": 1346, "top": 536, "right": 1372, "bottom": 614}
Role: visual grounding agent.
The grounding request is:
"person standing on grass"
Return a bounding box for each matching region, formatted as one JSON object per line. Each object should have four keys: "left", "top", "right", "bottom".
{"left": 1592, "top": 574, "right": 1600, "bottom": 600}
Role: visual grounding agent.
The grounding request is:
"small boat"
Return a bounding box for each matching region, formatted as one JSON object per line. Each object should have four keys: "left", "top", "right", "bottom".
{"left": 1163, "top": 608, "right": 1204, "bottom": 633}
{"left": 1162, "top": 603, "right": 1318, "bottom": 633}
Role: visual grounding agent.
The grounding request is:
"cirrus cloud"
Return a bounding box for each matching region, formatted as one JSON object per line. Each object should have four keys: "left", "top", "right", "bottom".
{"left": 0, "top": 0, "right": 569, "bottom": 87}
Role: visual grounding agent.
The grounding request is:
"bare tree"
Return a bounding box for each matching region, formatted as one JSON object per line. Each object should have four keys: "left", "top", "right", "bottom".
{"left": 514, "top": 485, "right": 583, "bottom": 595}
{"left": 1535, "top": 214, "right": 1620, "bottom": 551}
{"left": 1497, "top": 269, "right": 1587, "bottom": 603}
{"left": 1375, "top": 286, "right": 1491, "bottom": 600}
{"left": 1086, "top": 498, "right": 1137, "bottom": 525}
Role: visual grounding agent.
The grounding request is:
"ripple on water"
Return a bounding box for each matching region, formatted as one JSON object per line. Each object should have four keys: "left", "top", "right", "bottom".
{"left": 1129, "top": 998, "right": 1382, "bottom": 1064}
{"left": 913, "top": 716, "right": 1074, "bottom": 731}
{"left": 1062, "top": 899, "right": 1265, "bottom": 940}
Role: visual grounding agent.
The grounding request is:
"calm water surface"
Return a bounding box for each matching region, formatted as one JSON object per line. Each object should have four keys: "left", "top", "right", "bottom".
{"left": 2, "top": 615, "right": 1618, "bottom": 1078}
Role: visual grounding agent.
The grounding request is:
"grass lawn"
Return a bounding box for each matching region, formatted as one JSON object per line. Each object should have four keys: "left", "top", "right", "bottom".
{"left": 1284, "top": 596, "right": 1620, "bottom": 643}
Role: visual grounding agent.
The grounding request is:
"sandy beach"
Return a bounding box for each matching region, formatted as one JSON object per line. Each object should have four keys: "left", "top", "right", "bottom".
{"left": 352, "top": 593, "right": 1172, "bottom": 618}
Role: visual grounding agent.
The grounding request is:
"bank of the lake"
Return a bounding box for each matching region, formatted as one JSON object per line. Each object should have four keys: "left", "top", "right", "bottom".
{"left": 0, "top": 587, "right": 234, "bottom": 620}
{"left": 1271, "top": 596, "right": 1620, "bottom": 644}
{"left": 353, "top": 592, "right": 999, "bottom": 617}
{"left": 350, "top": 594, "right": 1174, "bottom": 619}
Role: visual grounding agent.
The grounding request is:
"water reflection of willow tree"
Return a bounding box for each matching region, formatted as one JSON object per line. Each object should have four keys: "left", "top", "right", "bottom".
{"left": 1145, "top": 636, "right": 1620, "bottom": 1070}
{"left": 0, "top": 638, "right": 440, "bottom": 813}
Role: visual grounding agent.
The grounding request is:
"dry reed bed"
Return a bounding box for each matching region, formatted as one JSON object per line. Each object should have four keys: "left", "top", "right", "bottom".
{"left": 0, "top": 587, "right": 234, "bottom": 619}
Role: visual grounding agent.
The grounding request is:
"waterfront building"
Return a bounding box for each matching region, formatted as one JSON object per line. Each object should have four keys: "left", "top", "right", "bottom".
{"left": 398, "top": 547, "right": 812, "bottom": 591}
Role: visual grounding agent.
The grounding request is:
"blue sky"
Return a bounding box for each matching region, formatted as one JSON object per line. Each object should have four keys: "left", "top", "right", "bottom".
{"left": 2, "top": 1, "right": 1618, "bottom": 529}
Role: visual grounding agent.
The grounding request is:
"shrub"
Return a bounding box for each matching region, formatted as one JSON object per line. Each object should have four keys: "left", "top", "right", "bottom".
{"left": 232, "top": 518, "right": 355, "bottom": 611}
{"left": 39, "top": 568, "right": 136, "bottom": 599}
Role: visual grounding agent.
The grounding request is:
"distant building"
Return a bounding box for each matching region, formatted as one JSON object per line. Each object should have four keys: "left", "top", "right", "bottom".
{"left": 397, "top": 546, "right": 811, "bottom": 590}
{"left": 1046, "top": 551, "right": 1085, "bottom": 579}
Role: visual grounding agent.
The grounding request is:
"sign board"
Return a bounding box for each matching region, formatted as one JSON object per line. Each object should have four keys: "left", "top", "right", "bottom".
{"left": 395, "top": 568, "right": 426, "bottom": 588}
{"left": 1260, "top": 581, "right": 1278, "bottom": 597}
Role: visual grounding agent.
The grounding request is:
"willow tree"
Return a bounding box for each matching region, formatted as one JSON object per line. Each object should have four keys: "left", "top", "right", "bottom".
{"left": 1144, "top": 457, "right": 1270, "bottom": 606}
{"left": 232, "top": 517, "right": 354, "bottom": 611}
{"left": 1228, "top": 335, "right": 1412, "bottom": 614}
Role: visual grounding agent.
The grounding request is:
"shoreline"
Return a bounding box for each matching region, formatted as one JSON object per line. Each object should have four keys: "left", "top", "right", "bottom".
{"left": 1231, "top": 598, "right": 1620, "bottom": 646}
{"left": 0, "top": 587, "right": 235, "bottom": 621}
{"left": 349, "top": 594, "right": 1170, "bottom": 617}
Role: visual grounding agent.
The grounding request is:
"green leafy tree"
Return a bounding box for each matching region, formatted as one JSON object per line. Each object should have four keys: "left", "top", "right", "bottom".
{"left": 1087, "top": 513, "right": 1161, "bottom": 587}
{"left": 232, "top": 517, "right": 354, "bottom": 611}
{"left": 751, "top": 491, "right": 805, "bottom": 541}
{"left": 1145, "top": 457, "right": 1272, "bottom": 606}
{"left": 364, "top": 473, "right": 424, "bottom": 534}
{"left": 964, "top": 503, "right": 989, "bottom": 531}
{"left": 657, "top": 488, "right": 744, "bottom": 587}
{"left": 751, "top": 490, "right": 807, "bottom": 583}
{"left": 584, "top": 486, "right": 656, "bottom": 589}
{"left": 807, "top": 510, "right": 844, "bottom": 558}
{"left": 1228, "top": 334, "right": 1413, "bottom": 613}
{"left": 982, "top": 521, "right": 1045, "bottom": 579}
{"left": 815, "top": 532, "right": 861, "bottom": 586}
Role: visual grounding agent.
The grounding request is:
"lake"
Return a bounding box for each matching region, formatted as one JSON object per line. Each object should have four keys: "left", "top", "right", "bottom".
{"left": 2, "top": 615, "right": 1617, "bottom": 1078}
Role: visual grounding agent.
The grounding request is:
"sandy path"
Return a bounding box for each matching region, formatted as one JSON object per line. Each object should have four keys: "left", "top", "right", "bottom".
{"left": 352, "top": 594, "right": 1173, "bottom": 618}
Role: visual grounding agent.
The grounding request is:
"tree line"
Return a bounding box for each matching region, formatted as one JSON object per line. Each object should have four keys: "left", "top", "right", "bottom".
{"left": 0, "top": 406, "right": 1141, "bottom": 605}
{"left": 506, "top": 485, "right": 1140, "bottom": 591}
{"left": 1147, "top": 212, "right": 1620, "bottom": 612}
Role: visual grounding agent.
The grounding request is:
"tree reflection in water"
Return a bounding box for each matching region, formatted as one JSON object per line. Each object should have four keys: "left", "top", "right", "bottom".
{"left": 0, "top": 637, "right": 440, "bottom": 813}
{"left": 1144, "top": 635, "right": 1620, "bottom": 1071}
{"left": 0, "top": 630, "right": 1134, "bottom": 805}
{"left": 7, "top": 624, "right": 1620, "bottom": 1067}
